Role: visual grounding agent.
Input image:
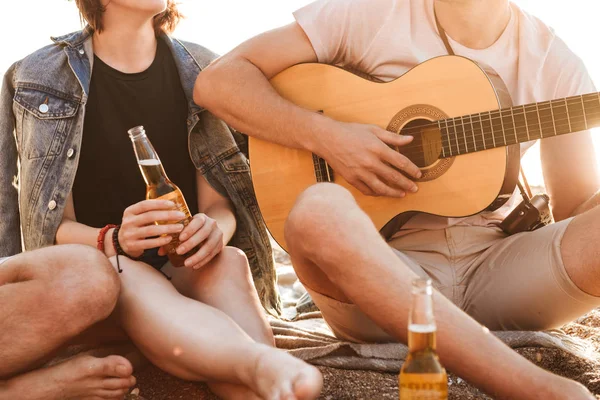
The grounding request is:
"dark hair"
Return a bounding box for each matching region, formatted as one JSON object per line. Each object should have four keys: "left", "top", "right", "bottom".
{"left": 74, "top": 0, "right": 183, "bottom": 35}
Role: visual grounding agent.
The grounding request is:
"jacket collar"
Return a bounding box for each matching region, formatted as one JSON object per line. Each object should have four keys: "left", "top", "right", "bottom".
{"left": 50, "top": 27, "right": 202, "bottom": 115}
{"left": 51, "top": 26, "right": 94, "bottom": 48}
{"left": 161, "top": 35, "right": 203, "bottom": 116}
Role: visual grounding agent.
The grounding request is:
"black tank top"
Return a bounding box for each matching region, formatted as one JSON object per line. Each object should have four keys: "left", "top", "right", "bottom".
{"left": 73, "top": 38, "right": 198, "bottom": 266}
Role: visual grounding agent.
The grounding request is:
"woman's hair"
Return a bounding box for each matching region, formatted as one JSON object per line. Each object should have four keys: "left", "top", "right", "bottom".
{"left": 74, "top": 0, "right": 183, "bottom": 35}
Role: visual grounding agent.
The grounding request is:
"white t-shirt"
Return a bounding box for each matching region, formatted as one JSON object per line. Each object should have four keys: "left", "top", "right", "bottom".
{"left": 294, "top": 0, "right": 595, "bottom": 230}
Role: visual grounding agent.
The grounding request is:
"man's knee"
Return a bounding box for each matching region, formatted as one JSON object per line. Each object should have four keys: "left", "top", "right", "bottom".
{"left": 44, "top": 245, "right": 120, "bottom": 331}
{"left": 285, "top": 183, "right": 356, "bottom": 244}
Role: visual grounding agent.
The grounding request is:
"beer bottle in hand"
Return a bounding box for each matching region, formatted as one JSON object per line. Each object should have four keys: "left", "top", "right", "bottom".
{"left": 399, "top": 278, "right": 448, "bottom": 399}
{"left": 128, "top": 125, "right": 199, "bottom": 268}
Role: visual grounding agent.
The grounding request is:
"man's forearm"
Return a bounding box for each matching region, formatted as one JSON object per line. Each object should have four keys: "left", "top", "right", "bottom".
{"left": 195, "top": 57, "right": 332, "bottom": 154}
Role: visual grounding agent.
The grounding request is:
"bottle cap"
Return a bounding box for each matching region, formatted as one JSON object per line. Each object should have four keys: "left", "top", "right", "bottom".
{"left": 128, "top": 126, "right": 146, "bottom": 140}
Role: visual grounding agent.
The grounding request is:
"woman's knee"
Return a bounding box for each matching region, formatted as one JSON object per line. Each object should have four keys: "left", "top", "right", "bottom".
{"left": 209, "top": 247, "right": 253, "bottom": 285}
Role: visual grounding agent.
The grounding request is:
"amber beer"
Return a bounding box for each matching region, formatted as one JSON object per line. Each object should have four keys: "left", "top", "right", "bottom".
{"left": 128, "top": 125, "right": 199, "bottom": 267}
{"left": 399, "top": 278, "right": 448, "bottom": 400}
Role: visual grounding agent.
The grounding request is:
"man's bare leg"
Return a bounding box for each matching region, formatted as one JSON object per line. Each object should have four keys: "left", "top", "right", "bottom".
{"left": 110, "top": 255, "right": 322, "bottom": 400}
{"left": 562, "top": 203, "right": 600, "bottom": 297}
{"left": 0, "top": 245, "right": 135, "bottom": 399}
{"left": 283, "top": 183, "right": 592, "bottom": 400}
{"left": 164, "top": 247, "right": 274, "bottom": 399}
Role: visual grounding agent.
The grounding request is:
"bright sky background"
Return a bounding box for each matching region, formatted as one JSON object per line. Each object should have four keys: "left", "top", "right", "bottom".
{"left": 2, "top": 0, "right": 600, "bottom": 186}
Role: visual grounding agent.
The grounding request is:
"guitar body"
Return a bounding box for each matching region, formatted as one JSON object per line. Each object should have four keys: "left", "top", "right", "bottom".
{"left": 249, "top": 56, "right": 520, "bottom": 250}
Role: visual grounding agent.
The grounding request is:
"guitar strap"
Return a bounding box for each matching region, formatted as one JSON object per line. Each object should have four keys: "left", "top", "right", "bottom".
{"left": 434, "top": 9, "right": 535, "bottom": 203}
{"left": 434, "top": 9, "right": 456, "bottom": 56}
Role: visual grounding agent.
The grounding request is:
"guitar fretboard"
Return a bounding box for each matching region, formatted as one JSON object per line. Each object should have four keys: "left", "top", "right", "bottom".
{"left": 437, "top": 92, "right": 600, "bottom": 157}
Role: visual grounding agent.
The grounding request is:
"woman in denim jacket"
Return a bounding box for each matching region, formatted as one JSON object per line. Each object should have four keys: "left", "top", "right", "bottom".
{"left": 0, "top": 0, "right": 321, "bottom": 399}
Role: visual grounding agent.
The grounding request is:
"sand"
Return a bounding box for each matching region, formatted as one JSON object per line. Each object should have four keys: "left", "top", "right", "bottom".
{"left": 127, "top": 236, "right": 600, "bottom": 399}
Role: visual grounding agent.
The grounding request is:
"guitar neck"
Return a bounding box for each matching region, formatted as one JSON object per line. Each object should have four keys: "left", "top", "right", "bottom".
{"left": 438, "top": 92, "right": 600, "bottom": 157}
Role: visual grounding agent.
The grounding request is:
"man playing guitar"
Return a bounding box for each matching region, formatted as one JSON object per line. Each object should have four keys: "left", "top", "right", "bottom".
{"left": 195, "top": 0, "right": 600, "bottom": 398}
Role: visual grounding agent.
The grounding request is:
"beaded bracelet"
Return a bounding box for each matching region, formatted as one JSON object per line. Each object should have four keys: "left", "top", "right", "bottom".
{"left": 97, "top": 224, "right": 118, "bottom": 253}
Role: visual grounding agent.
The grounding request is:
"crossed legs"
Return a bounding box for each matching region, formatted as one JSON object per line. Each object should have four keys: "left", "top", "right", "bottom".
{"left": 0, "top": 244, "right": 322, "bottom": 400}
{"left": 110, "top": 247, "right": 322, "bottom": 400}
{"left": 283, "top": 183, "right": 593, "bottom": 400}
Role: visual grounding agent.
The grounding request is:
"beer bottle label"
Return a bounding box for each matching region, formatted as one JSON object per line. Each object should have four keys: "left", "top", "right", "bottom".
{"left": 399, "top": 373, "right": 448, "bottom": 399}
{"left": 157, "top": 191, "right": 192, "bottom": 223}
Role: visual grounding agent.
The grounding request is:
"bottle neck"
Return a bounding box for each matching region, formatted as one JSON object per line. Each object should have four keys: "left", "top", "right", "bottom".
{"left": 128, "top": 127, "right": 171, "bottom": 188}
{"left": 408, "top": 285, "right": 437, "bottom": 352}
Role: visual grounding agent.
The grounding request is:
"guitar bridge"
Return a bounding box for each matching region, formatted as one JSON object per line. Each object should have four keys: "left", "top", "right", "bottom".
{"left": 312, "top": 154, "right": 335, "bottom": 183}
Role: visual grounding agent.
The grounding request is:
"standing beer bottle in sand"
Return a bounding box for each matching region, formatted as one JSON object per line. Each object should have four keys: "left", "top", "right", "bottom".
{"left": 128, "top": 125, "right": 199, "bottom": 267}
{"left": 399, "top": 278, "right": 448, "bottom": 399}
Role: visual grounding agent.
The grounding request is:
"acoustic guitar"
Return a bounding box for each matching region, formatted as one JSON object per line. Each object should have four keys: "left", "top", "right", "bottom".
{"left": 249, "top": 56, "right": 599, "bottom": 250}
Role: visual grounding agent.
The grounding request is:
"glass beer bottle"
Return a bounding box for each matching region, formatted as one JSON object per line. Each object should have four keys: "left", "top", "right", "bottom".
{"left": 127, "top": 125, "right": 199, "bottom": 268}
{"left": 399, "top": 278, "right": 448, "bottom": 400}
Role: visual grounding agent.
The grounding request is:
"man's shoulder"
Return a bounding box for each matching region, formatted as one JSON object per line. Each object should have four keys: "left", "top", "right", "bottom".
{"left": 171, "top": 38, "right": 220, "bottom": 70}
{"left": 512, "top": 3, "right": 556, "bottom": 51}
{"left": 513, "top": 4, "right": 594, "bottom": 95}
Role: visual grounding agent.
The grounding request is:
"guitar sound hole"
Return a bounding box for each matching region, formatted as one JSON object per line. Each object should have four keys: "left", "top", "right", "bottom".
{"left": 398, "top": 118, "right": 442, "bottom": 168}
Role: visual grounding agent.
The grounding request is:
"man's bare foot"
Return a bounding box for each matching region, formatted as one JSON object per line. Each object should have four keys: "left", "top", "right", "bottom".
{"left": 540, "top": 376, "right": 594, "bottom": 400}
{"left": 0, "top": 354, "right": 136, "bottom": 400}
{"left": 246, "top": 345, "right": 322, "bottom": 400}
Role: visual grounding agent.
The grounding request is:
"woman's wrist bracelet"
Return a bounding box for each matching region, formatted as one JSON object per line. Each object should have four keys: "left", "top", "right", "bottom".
{"left": 97, "top": 224, "right": 118, "bottom": 254}
{"left": 112, "top": 225, "right": 141, "bottom": 260}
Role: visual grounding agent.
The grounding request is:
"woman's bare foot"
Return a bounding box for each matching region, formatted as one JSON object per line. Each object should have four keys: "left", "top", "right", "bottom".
{"left": 244, "top": 345, "right": 323, "bottom": 400}
{"left": 0, "top": 354, "right": 136, "bottom": 400}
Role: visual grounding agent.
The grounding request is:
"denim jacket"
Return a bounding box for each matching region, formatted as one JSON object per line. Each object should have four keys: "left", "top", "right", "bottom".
{"left": 0, "top": 27, "right": 281, "bottom": 315}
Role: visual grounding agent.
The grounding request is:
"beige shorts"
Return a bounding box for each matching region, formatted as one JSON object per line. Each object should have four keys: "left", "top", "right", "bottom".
{"left": 304, "top": 219, "right": 600, "bottom": 343}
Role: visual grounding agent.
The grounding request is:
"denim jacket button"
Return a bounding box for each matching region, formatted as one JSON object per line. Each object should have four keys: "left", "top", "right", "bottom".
{"left": 48, "top": 200, "right": 57, "bottom": 210}
{"left": 67, "top": 148, "right": 75, "bottom": 158}
{"left": 79, "top": 49, "right": 85, "bottom": 55}
{"left": 39, "top": 104, "right": 49, "bottom": 114}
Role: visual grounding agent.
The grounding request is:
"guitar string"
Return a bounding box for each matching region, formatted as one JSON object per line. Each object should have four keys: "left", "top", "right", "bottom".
{"left": 314, "top": 108, "right": 600, "bottom": 167}
{"left": 397, "top": 121, "right": 599, "bottom": 160}
{"left": 312, "top": 106, "right": 595, "bottom": 176}
{"left": 394, "top": 115, "right": 600, "bottom": 162}
{"left": 395, "top": 100, "right": 598, "bottom": 139}
{"left": 395, "top": 94, "right": 599, "bottom": 133}
{"left": 313, "top": 96, "right": 600, "bottom": 170}
{"left": 384, "top": 111, "right": 598, "bottom": 156}
{"left": 395, "top": 109, "right": 600, "bottom": 156}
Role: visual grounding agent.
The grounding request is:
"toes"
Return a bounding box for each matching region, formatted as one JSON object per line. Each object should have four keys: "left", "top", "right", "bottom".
{"left": 293, "top": 368, "right": 323, "bottom": 400}
{"left": 102, "top": 376, "right": 136, "bottom": 390}
{"left": 92, "top": 388, "right": 130, "bottom": 399}
{"left": 277, "top": 382, "right": 296, "bottom": 400}
{"left": 101, "top": 355, "right": 133, "bottom": 378}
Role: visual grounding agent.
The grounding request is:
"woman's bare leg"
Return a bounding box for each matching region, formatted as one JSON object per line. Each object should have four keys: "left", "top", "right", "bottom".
{"left": 164, "top": 247, "right": 274, "bottom": 398}
{"left": 110, "top": 256, "right": 321, "bottom": 400}
{"left": 165, "top": 247, "right": 274, "bottom": 346}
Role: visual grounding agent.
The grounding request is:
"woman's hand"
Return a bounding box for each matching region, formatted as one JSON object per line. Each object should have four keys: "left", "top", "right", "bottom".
{"left": 169, "top": 213, "right": 224, "bottom": 269}
{"left": 119, "top": 200, "right": 186, "bottom": 258}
